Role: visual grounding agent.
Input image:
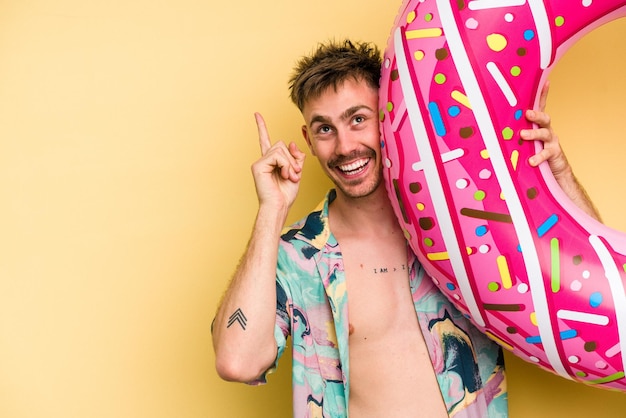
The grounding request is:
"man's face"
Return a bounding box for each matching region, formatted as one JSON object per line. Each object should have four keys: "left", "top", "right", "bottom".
{"left": 301, "top": 78, "right": 382, "bottom": 199}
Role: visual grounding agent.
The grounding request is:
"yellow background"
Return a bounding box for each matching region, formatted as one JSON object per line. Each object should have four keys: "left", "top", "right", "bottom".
{"left": 0, "top": 0, "right": 624, "bottom": 417}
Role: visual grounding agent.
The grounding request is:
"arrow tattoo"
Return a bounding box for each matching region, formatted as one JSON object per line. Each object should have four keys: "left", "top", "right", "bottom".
{"left": 227, "top": 308, "right": 248, "bottom": 330}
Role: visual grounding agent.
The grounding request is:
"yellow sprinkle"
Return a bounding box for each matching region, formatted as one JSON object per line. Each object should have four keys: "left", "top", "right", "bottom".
{"left": 451, "top": 90, "right": 471, "bottom": 109}
{"left": 511, "top": 150, "right": 519, "bottom": 170}
{"left": 416, "top": 202, "right": 425, "bottom": 211}
{"left": 480, "top": 149, "right": 490, "bottom": 159}
{"left": 486, "top": 33, "right": 507, "bottom": 52}
{"left": 427, "top": 247, "right": 472, "bottom": 261}
{"left": 486, "top": 331, "right": 514, "bottom": 351}
{"left": 427, "top": 251, "right": 450, "bottom": 261}
{"left": 414, "top": 50, "right": 425, "bottom": 61}
{"left": 530, "top": 312, "right": 538, "bottom": 326}
{"left": 497, "top": 255, "right": 513, "bottom": 289}
{"left": 406, "top": 28, "right": 443, "bottom": 39}
{"left": 407, "top": 11, "right": 416, "bottom": 24}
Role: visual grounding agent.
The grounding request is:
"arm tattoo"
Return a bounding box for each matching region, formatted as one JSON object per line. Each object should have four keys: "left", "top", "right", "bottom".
{"left": 227, "top": 308, "right": 248, "bottom": 330}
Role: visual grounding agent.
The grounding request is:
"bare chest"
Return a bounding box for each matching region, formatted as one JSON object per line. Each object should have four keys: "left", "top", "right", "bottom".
{"left": 339, "top": 238, "right": 418, "bottom": 340}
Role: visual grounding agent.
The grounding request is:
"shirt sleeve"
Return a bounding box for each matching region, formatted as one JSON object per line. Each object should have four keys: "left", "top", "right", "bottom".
{"left": 247, "top": 247, "right": 293, "bottom": 385}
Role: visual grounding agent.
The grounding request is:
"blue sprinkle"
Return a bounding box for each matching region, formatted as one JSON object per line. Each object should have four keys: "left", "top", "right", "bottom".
{"left": 537, "top": 214, "right": 558, "bottom": 238}
{"left": 560, "top": 329, "right": 577, "bottom": 340}
{"left": 590, "top": 292, "right": 603, "bottom": 308}
{"left": 476, "top": 225, "right": 488, "bottom": 237}
{"left": 446, "top": 282, "right": 456, "bottom": 291}
{"left": 428, "top": 102, "right": 447, "bottom": 137}
{"left": 514, "top": 109, "right": 523, "bottom": 120}
{"left": 524, "top": 29, "right": 535, "bottom": 41}
{"left": 448, "top": 105, "right": 461, "bottom": 117}
{"left": 526, "top": 335, "right": 542, "bottom": 344}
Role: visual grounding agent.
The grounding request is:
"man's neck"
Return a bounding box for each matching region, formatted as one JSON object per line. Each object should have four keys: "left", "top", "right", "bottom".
{"left": 329, "top": 186, "right": 401, "bottom": 238}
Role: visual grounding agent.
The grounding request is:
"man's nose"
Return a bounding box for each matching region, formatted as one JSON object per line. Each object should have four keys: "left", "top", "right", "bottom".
{"left": 335, "top": 129, "right": 357, "bottom": 156}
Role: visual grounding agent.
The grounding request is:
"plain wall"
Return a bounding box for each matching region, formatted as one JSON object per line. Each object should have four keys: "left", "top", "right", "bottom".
{"left": 0, "top": 1, "right": 624, "bottom": 416}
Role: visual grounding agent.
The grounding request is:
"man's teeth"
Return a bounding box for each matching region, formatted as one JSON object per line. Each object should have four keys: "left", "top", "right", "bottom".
{"left": 339, "top": 159, "right": 368, "bottom": 174}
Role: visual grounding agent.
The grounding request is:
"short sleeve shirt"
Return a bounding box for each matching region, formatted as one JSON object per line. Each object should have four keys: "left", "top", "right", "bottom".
{"left": 260, "top": 190, "right": 508, "bottom": 418}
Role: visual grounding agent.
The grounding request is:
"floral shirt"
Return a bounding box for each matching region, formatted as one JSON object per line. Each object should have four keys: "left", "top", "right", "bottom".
{"left": 260, "top": 190, "right": 508, "bottom": 417}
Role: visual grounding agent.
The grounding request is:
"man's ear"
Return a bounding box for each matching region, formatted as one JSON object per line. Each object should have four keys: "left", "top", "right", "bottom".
{"left": 301, "top": 125, "right": 316, "bottom": 156}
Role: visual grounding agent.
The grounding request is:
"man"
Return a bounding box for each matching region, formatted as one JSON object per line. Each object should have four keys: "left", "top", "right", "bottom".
{"left": 212, "top": 40, "right": 600, "bottom": 417}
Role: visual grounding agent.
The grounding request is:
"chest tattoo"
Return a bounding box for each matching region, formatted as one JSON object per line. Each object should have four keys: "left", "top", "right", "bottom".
{"left": 373, "top": 264, "right": 407, "bottom": 274}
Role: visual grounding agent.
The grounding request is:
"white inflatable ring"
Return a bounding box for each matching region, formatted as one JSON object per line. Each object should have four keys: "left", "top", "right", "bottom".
{"left": 379, "top": 0, "right": 626, "bottom": 390}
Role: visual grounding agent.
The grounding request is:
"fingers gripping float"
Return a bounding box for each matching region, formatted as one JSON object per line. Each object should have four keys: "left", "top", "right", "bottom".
{"left": 379, "top": 0, "right": 626, "bottom": 390}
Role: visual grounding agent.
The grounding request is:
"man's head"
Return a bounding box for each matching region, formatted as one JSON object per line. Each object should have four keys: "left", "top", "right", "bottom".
{"left": 288, "top": 39, "right": 382, "bottom": 112}
{"left": 290, "top": 39, "right": 384, "bottom": 201}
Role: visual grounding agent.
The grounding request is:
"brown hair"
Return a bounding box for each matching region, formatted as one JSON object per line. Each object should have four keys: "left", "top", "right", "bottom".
{"left": 288, "top": 39, "right": 382, "bottom": 111}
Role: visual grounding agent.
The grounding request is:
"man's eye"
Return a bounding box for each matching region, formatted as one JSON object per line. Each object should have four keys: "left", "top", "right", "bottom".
{"left": 353, "top": 116, "right": 365, "bottom": 124}
{"left": 319, "top": 126, "right": 331, "bottom": 133}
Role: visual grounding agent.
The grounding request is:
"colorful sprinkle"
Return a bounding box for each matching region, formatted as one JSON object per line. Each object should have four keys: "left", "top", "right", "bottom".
{"left": 486, "top": 33, "right": 507, "bottom": 52}
{"left": 537, "top": 213, "right": 558, "bottom": 237}
{"left": 523, "top": 29, "right": 535, "bottom": 41}
{"left": 479, "top": 169, "right": 492, "bottom": 179}
{"left": 474, "top": 190, "right": 486, "bottom": 201}
{"left": 456, "top": 178, "right": 469, "bottom": 189}
{"left": 511, "top": 150, "right": 519, "bottom": 170}
{"left": 460, "top": 207, "right": 512, "bottom": 223}
{"left": 448, "top": 105, "right": 461, "bottom": 117}
{"left": 451, "top": 90, "right": 471, "bottom": 108}
{"left": 570, "top": 280, "right": 582, "bottom": 291}
{"left": 484, "top": 303, "right": 524, "bottom": 312}
{"left": 465, "top": 18, "right": 479, "bottom": 29}
{"left": 476, "top": 225, "right": 488, "bottom": 236}
{"left": 497, "top": 255, "right": 513, "bottom": 289}
{"left": 590, "top": 292, "right": 603, "bottom": 308}
{"left": 502, "top": 127, "right": 514, "bottom": 139}
{"left": 551, "top": 238, "right": 560, "bottom": 292}
{"left": 428, "top": 102, "right": 446, "bottom": 136}
{"left": 419, "top": 217, "right": 435, "bottom": 230}
{"left": 460, "top": 126, "right": 474, "bottom": 138}
{"left": 406, "top": 28, "right": 443, "bottom": 39}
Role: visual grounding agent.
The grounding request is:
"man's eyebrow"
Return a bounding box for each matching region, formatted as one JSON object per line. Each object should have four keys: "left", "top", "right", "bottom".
{"left": 309, "top": 105, "right": 374, "bottom": 127}
{"left": 341, "top": 105, "right": 374, "bottom": 121}
{"left": 309, "top": 114, "right": 331, "bottom": 126}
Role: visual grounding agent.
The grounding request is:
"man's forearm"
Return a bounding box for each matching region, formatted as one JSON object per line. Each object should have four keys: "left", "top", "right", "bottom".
{"left": 212, "top": 204, "right": 288, "bottom": 382}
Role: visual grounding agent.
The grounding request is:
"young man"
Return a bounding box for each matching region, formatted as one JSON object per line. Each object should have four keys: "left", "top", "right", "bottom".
{"left": 212, "top": 40, "right": 600, "bottom": 417}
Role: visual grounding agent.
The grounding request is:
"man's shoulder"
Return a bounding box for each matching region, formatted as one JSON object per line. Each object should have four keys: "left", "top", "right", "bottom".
{"left": 280, "top": 191, "right": 333, "bottom": 246}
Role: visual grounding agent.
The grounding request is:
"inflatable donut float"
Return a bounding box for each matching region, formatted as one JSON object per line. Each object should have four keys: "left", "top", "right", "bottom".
{"left": 379, "top": 0, "right": 626, "bottom": 390}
